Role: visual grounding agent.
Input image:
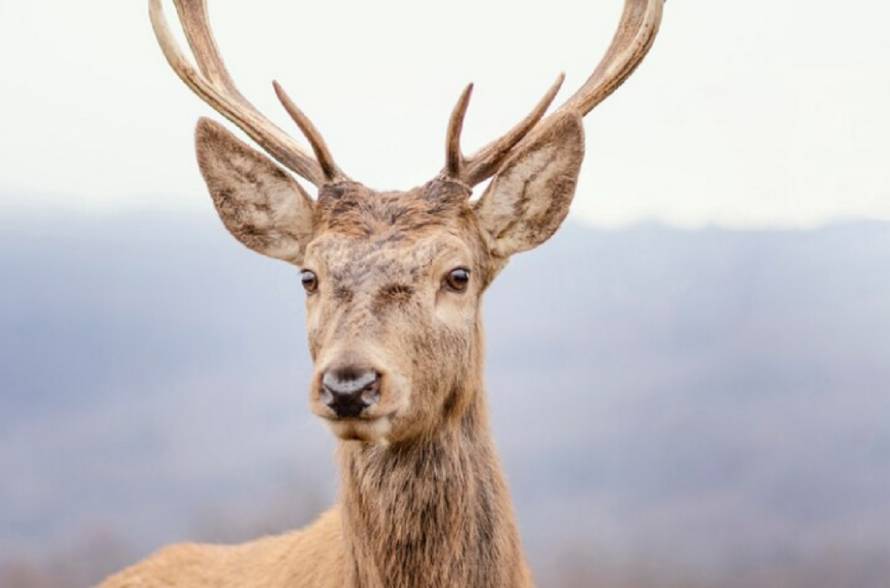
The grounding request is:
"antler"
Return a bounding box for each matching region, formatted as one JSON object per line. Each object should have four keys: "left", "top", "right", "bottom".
{"left": 149, "top": 0, "right": 343, "bottom": 186}
{"left": 445, "top": 75, "right": 565, "bottom": 184}
{"left": 444, "top": 0, "right": 664, "bottom": 186}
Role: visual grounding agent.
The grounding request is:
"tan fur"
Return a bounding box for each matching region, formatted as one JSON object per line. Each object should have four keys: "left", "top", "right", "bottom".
{"left": 103, "top": 509, "right": 347, "bottom": 587}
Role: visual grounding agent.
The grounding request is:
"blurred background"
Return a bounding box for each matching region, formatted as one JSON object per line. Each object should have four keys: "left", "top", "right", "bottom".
{"left": 2, "top": 1, "right": 889, "bottom": 587}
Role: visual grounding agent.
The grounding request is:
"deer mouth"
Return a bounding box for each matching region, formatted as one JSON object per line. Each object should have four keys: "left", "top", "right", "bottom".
{"left": 318, "top": 409, "right": 397, "bottom": 423}
{"left": 323, "top": 412, "right": 396, "bottom": 443}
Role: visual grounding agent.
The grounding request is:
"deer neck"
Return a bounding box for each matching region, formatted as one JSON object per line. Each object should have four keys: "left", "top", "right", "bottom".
{"left": 337, "top": 386, "right": 531, "bottom": 588}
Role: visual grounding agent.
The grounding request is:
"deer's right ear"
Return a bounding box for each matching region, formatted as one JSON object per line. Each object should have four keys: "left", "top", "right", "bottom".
{"left": 195, "top": 117, "right": 316, "bottom": 265}
{"left": 473, "top": 111, "right": 584, "bottom": 259}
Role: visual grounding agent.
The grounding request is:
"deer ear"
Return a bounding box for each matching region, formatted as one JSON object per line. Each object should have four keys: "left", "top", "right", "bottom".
{"left": 473, "top": 111, "right": 584, "bottom": 258}
{"left": 195, "top": 117, "right": 315, "bottom": 265}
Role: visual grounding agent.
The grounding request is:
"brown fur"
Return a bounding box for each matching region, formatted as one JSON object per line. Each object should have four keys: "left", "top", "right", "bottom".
{"left": 102, "top": 112, "right": 585, "bottom": 588}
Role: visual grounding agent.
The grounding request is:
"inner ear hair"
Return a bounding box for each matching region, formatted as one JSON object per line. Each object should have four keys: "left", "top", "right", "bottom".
{"left": 195, "top": 118, "right": 316, "bottom": 265}
{"left": 473, "top": 111, "right": 585, "bottom": 258}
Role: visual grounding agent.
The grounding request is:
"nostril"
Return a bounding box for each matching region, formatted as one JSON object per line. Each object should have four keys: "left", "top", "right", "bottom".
{"left": 321, "top": 367, "right": 379, "bottom": 418}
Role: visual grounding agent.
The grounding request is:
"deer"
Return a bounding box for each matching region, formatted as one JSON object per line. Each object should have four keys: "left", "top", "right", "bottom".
{"left": 102, "top": 0, "right": 663, "bottom": 586}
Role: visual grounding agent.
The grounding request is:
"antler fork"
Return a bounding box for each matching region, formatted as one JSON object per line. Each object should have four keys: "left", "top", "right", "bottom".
{"left": 149, "top": 0, "right": 344, "bottom": 186}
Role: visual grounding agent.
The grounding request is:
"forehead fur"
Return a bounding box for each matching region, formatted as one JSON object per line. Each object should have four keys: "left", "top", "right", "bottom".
{"left": 307, "top": 178, "right": 498, "bottom": 286}
{"left": 315, "top": 179, "right": 475, "bottom": 240}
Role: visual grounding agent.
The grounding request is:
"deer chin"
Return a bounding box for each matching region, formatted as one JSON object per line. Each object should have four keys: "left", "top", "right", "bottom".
{"left": 325, "top": 415, "right": 394, "bottom": 444}
{"left": 309, "top": 371, "right": 410, "bottom": 443}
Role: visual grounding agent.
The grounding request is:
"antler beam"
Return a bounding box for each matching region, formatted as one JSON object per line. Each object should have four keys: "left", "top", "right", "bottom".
{"left": 559, "top": 0, "right": 664, "bottom": 115}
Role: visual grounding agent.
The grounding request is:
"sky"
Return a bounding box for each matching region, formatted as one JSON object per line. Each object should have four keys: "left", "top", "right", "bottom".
{"left": 1, "top": 0, "right": 889, "bottom": 228}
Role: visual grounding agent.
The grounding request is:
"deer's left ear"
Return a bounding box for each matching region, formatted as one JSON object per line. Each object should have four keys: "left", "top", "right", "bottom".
{"left": 473, "top": 111, "right": 584, "bottom": 258}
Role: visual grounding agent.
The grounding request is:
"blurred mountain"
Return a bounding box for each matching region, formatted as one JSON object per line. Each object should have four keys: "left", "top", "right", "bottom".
{"left": 2, "top": 208, "right": 889, "bottom": 586}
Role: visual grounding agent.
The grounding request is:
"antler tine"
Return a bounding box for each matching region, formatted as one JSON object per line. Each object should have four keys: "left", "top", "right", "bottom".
{"left": 559, "top": 0, "right": 664, "bottom": 116}
{"left": 149, "top": 0, "right": 333, "bottom": 187}
{"left": 445, "top": 83, "right": 474, "bottom": 179}
{"left": 273, "top": 81, "right": 343, "bottom": 182}
{"left": 443, "top": 74, "right": 565, "bottom": 185}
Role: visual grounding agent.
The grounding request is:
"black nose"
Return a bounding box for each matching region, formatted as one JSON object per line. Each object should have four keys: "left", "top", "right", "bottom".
{"left": 321, "top": 367, "right": 379, "bottom": 418}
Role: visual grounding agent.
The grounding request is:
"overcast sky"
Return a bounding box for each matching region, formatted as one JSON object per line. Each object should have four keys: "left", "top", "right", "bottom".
{"left": 1, "top": 1, "right": 888, "bottom": 228}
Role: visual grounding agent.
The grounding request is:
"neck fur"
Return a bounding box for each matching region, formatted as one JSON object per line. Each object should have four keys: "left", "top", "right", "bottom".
{"left": 337, "top": 387, "right": 530, "bottom": 588}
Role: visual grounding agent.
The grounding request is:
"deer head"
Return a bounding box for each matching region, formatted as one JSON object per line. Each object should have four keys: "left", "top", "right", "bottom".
{"left": 150, "top": 0, "right": 663, "bottom": 445}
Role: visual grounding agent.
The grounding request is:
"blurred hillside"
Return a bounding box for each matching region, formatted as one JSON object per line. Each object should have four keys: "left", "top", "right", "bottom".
{"left": 1, "top": 209, "right": 889, "bottom": 587}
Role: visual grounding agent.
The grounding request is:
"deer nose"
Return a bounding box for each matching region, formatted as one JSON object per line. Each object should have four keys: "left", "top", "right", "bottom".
{"left": 321, "top": 367, "right": 379, "bottom": 418}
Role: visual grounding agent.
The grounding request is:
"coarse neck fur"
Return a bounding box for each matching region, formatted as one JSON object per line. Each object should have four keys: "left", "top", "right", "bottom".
{"left": 337, "top": 384, "right": 532, "bottom": 588}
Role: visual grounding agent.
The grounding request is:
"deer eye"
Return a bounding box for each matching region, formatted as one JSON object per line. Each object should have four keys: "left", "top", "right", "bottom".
{"left": 301, "top": 270, "right": 318, "bottom": 294}
{"left": 444, "top": 267, "right": 471, "bottom": 293}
